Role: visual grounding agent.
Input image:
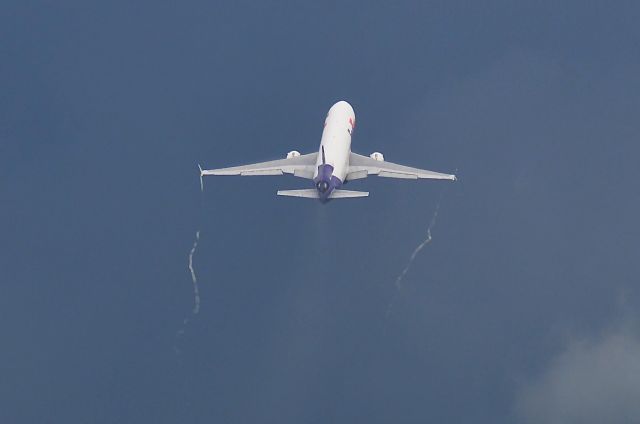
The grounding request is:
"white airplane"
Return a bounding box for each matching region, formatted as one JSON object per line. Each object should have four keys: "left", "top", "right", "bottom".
{"left": 199, "top": 101, "right": 456, "bottom": 202}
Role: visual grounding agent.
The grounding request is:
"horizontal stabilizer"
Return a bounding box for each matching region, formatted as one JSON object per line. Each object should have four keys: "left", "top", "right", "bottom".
{"left": 329, "top": 189, "right": 369, "bottom": 198}
{"left": 277, "top": 189, "right": 319, "bottom": 198}
{"left": 277, "top": 189, "right": 369, "bottom": 199}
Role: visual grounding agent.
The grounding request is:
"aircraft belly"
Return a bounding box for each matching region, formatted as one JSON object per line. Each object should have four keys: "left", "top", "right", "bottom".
{"left": 322, "top": 138, "right": 350, "bottom": 180}
{"left": 314, "top": 101, "right": 355, "bottom": 181}
{"left": 317, "top": 132, "right": 351, "bottom": 181}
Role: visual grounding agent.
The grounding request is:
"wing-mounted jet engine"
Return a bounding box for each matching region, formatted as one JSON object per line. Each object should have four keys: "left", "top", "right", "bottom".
{"left": 370, "top": 152, "right": 384, "bottom": 161}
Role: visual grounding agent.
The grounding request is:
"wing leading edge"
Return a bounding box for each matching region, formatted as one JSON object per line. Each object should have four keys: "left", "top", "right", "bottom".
{"left": 346, "top": 152, "right": 456, "bottom": 181}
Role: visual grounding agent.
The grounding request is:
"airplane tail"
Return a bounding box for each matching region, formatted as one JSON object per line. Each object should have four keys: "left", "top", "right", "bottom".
{"left": 277, "top": 189, "right": 369, "bottom": 199}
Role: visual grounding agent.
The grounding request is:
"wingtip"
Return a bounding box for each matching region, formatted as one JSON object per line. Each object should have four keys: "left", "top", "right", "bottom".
{"left": 197, "top": 164, "right": 204, "bottom": 192}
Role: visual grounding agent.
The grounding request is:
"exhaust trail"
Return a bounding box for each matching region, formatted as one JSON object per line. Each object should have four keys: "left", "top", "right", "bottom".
{"left": 394, "top": 201, "right": 440, "bottom": 291}
{"left": 386, "top": 198, "right": 442, "bottom": 318}
{"left": 176, "top": 230, "right": 201, "bottom": 338}
{"left": 188, "top": 230, "right": 201, "bottom": 315}
{"left": 174, "top": 168, "right": 208, "bottom": 357}
{"left": 173, "top": 230, "right": 200, "bottom": 344}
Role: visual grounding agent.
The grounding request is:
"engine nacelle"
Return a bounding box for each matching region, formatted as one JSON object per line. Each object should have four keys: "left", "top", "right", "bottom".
{"left": 286, "top": 150, "right": 301, "bottom": 159}
{"left": 370, "top": 152, "right": 384, "bottom": 162}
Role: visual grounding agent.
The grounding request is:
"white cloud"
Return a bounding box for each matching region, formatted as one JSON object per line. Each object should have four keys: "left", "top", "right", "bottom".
{"left": 515, "top": 325, "right": 640, "bottom": 424}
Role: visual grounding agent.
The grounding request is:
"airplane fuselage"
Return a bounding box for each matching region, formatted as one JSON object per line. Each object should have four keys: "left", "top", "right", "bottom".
{"left": 313, "top": 101, "right": 356, "bottom": 201}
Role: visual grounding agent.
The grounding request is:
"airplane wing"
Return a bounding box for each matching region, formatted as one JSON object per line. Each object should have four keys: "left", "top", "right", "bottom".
{"left": 200, "top": 152, "right": 318, "bottom": 179}
{"left": 346, "top": 152, "right": 456, "bottom": 181}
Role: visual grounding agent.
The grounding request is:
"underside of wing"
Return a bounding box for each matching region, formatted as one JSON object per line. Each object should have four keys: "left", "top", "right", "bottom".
{"left": 200, "top": 152, "right": 317, "bottom": 180}
{"left": 347, "top": 152, "right": 456, "bottom": 181}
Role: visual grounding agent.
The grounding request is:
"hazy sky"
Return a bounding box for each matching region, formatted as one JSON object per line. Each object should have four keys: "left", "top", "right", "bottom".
{"left": 2, "top": 1, "right": 640, "bottom": 423}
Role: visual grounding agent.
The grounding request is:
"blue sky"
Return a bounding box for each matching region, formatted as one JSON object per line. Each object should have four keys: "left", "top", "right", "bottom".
{"left": 2, "top": 1, "right": 640, "bottom": 423}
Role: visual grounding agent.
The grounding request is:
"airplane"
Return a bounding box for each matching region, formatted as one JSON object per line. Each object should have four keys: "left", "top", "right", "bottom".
{"left": 199, "top": 101, "right": 456, "bottom": 202}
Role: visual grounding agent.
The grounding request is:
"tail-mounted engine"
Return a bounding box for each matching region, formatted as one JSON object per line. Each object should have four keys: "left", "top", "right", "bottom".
{"left": 370, "top": 152, "right": 384, "bottom": 161}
